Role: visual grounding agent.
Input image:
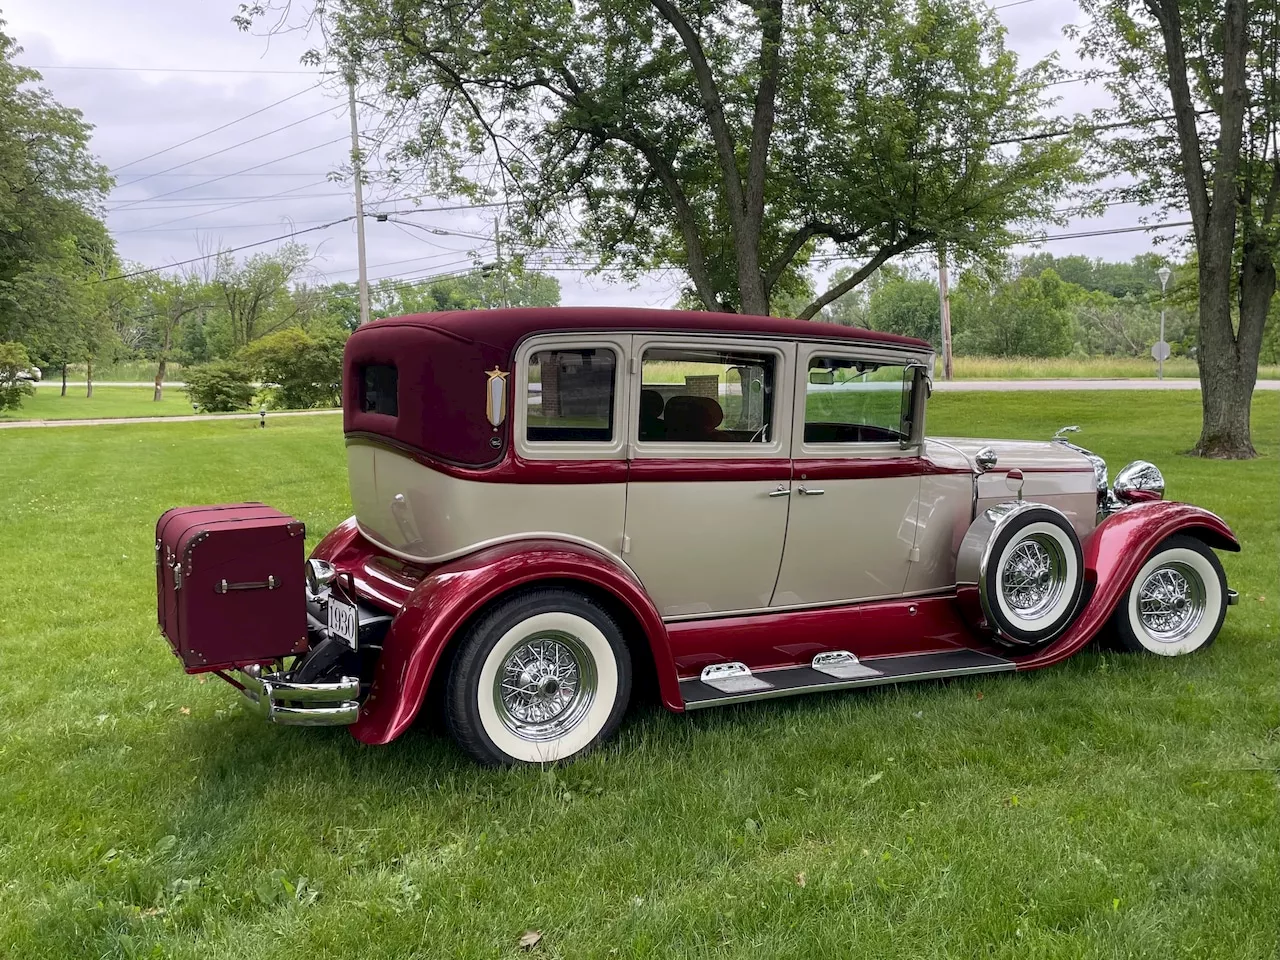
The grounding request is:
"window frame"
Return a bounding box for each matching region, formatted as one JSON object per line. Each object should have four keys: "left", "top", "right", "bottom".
{"left": 514, "top": 333, "right": 630, "bottom": 461}
{"left": 629, "top": 334, "right": 793, "bottom": 460}
{"left": 792, "top": 342, "right": 932, "bottom": 460}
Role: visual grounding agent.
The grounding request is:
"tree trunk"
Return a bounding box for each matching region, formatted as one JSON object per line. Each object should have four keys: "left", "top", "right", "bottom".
{"left": 1193, "top": 257, "right": 1258, "bottom": 458}
{"left": 60, "top": 363, "right": 67, "bottom": 397}
{"left": 155, "top": 327, "right": 171, "bottom": 402}
{"left": 86, "top": 357, "right": 94, "bottom": 399}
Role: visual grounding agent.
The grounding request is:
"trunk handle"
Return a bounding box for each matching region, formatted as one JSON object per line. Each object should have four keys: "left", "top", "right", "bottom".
{"left": 214, "top": 576, "right": 279, "bottom": 594}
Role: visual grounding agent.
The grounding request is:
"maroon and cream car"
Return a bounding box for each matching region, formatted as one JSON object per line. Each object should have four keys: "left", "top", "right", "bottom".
{"left": 156, "top": 308, "right": 1240, "bottom": 765}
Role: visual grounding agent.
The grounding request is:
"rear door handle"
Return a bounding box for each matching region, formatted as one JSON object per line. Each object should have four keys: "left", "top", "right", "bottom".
{"left": 798, "top": 486, "right": 825, "bottom": 496}
{"left": 767, "top": 485, "right": 791, "bottom": 498}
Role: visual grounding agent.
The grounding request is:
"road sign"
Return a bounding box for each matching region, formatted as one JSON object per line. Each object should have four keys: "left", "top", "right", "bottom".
{"left": 1151, "top": 340, "right": 1171, "bottom": 362}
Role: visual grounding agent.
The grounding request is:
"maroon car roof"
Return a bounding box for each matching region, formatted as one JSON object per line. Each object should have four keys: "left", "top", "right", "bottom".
{"left": 360, "top": 306, "right": 931, "bottom": 352}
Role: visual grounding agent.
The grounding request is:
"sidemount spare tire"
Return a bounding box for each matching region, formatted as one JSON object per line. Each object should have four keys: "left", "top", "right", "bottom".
{"left": 957, "top": 501, "right": 1085, "bottom": 648}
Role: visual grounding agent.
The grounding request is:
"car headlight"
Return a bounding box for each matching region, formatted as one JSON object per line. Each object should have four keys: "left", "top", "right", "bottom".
{"left": 1113, "top": 460, "right": 1165, "bottom": 504}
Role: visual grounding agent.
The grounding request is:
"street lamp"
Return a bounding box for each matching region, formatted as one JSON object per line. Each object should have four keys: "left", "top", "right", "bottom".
{"left": 1156, "top": 266, "right": 1172, "bottom": 380}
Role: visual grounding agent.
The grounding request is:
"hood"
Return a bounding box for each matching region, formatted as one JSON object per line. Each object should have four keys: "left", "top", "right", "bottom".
{"left": 930, "top": 437, "right": 1097, "bottom": 475}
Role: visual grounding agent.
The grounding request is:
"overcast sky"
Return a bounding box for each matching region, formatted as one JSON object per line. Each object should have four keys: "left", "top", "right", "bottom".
{"left": 4, "top": 0, "right": 1182, "bottom": 308}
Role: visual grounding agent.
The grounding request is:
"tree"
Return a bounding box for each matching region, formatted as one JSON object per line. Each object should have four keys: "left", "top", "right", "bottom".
{"left": 142, "top": 272, "right": 212, "bottom": 401}
{"left": 240, "top": 0, "right": 1082, "bottom": 317}
{"left": 0, "top": 23, "right": 112, "bottom": 369}
{"left": 239, "top": 326, "right": 346, "bottom": 408}
{"left": 1073, "top": 0, "right": 1278, "bottom": 458}
{"left": 212, "top": 243, "right": 314, "bottom": 350}
{"left": 865, "top": 274, "right": 942, "bottom": 348}
{"left": 952, "top": 268, "right": 1076, "bottom": 357}
{"left": 0, "top": 341, "right": 36, "bottom": 412}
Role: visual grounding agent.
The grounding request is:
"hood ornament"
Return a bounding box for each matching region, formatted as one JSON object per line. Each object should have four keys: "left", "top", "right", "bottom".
{"left": 1052, "top": 425, "right": 1080, "bottom": 442}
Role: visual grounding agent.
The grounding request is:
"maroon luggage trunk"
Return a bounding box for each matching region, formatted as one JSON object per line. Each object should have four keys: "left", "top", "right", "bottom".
{"left": 156, "top": 504, "right": 309, "bottom": 672}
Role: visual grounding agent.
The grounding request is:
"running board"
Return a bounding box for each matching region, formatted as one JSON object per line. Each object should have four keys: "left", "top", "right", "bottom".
{"left": 681, "top": 649, "right": 1015, "bottom": 709}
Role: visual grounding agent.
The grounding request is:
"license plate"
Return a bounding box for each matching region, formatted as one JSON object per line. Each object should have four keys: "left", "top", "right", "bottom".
{"left": 327, "top": 596, "right": 358, "bottom": 650}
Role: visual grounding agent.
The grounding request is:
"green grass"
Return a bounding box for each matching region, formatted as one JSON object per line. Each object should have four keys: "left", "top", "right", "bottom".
{"left": 949, "top": 354, "right": 1280, "bottom": 380}
{"left": 0, "top": 393, "right": 1276, "bottom": 959}
{"left": 0, "top": 386, "right": 201, "bottom": 421}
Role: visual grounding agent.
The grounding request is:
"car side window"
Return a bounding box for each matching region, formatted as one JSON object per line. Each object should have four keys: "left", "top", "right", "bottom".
{"left": 526, "top": 348, "right": 616, "bottom": 442}
{"left": 804, "top": 356, "right": 912, "bottom": 444}
{"left": 639, "top": 347, "right": 775, "bottom": 443}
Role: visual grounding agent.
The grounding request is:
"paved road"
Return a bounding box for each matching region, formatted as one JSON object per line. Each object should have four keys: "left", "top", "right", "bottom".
{"left": 0, "top": 409, "right": 340, "bottom": 430}
{"left": 934, "top": 378, "right": 1279, "bottom": 392}
{"left": 5, "top": 378, "right": 1275, "bottom": 430}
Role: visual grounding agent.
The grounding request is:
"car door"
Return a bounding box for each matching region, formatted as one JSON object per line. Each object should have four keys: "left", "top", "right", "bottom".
{"left": 621, "top": 335, "right": 794, "bottom": 618}
{"left": 770, "top": 343, "right": 927, "bottom": 608}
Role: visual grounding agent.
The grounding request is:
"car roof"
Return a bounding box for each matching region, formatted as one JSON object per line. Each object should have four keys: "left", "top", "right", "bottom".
{"left": 361, "top": 306, "right": 932, "bottom": 353}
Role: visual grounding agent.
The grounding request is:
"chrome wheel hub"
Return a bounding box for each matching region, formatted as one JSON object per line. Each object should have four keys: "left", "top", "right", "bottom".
{"left": 1001, "top": 534, "right": 1066, "bottom": 618}
{"left": 494, "top": 632, "right": 597, "bottom": 742}
{"left": 1138, "top": 562, "right": 1206, "bottom": 642}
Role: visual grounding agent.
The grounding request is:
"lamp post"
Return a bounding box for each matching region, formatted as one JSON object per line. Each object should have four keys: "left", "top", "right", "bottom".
{"left": 1156, "top": 266, "right": 1172, "bottom": 379}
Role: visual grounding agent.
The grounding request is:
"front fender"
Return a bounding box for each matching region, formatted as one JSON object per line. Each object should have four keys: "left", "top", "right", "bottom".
{"left": 350, "top": 539, "right": 678, "bottom": 745}
{"left": 1013, "top": 501, "right": 1239, "bottom": 671}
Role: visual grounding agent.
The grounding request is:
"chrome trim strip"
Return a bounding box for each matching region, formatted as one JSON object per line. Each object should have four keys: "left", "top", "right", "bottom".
{"left": 352, "top": 520, "right": 630, "bottom": 570}
{"left": 661, "top": 587, "right": 957, "bottom": 622}
{"left": 681, "top": 659, "right": 1015, "bottom": 710}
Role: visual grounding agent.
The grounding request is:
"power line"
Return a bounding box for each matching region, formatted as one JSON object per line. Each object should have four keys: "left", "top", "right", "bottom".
{"left": 22, "top": 63, "right": 321, "bottom": 75}
{"left": 118, "top": 179, "right": 335, "bottom": 231}
{"left": 97, "top": 216, "right": 358, "bottom": 282}
{"left": 1021, "top": 220, "right": 1193, "bottom": 243}
{"left": 111, "top": 82, "right": 325, "bottom": 174}
{"left": 107, "top": 192, "right": 349, "bottom": 211}
{"left": 117, "top": 217, "right": 341, "bottom": 235}
{"left": 109, "top": 106, "right": 343, "bottom": 204}
{"left": 106, "top": 138, "right": 347, "bottom": 215}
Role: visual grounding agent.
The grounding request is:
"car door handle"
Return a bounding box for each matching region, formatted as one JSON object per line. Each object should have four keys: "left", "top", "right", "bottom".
{"left": 797, "top": 486, "right": 825, "bottom": 496}
{"left": 767, "top": 485, "right": 791, "bottom": 498}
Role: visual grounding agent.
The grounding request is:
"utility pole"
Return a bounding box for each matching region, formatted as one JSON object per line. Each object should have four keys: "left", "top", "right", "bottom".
{"left": 1156, "top": 265, "right": 1172, "bottom": 379}
{"left": 347, "top": 73, "right": 371, "bottom": 326}
{"left": 493, "top": 213, "right": 509, "bottom": 308}
{"left": 937, "top": 245, "right": 954, "bottom": 380}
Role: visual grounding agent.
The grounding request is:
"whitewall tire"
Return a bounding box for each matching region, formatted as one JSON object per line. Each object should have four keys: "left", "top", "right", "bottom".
{"left": 975, "top": 506, "right": 1085, "bottom": 647}
{"left": 1111, "top": 535, "right": 1227, "bottom": 657}
{"left": 445, "top": 588, "right": 632, "bottom": 766}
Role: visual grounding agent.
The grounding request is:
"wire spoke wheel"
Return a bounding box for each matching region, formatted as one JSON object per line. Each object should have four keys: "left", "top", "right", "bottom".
{"left": 999, "top": 534, "right": 1067, "bottom": 619}
{"left": 1136, "top": 561, "right": 1206, "bottom": 644}
{"left": 494, "top": 631, "right": 598, "bottom": 741}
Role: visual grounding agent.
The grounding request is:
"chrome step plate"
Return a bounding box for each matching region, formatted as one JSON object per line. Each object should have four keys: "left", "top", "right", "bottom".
{"left": 699, "top": 661, "right": 773, "bottom": 695}
{"left": 811, "top": 650, "right": 883, "bottom": 680}
{"left": 681, "top": 648, "right": 1015, "bottom": 709}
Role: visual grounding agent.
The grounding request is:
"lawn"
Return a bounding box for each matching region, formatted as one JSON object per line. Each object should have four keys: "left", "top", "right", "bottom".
{"left": 1, "top": 386, "right": 201, "bottom": 421}
{"left": 0, "top": 392, "right": 1275, "bottom": 959}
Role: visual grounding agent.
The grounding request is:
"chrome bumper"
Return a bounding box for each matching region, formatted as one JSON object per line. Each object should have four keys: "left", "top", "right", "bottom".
{"left": 236, "top": 664, "right": 360, "bottom": 726}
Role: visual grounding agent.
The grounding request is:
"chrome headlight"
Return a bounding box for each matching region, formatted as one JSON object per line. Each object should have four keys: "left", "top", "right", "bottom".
{"left": 305, "top": 558, "right": 337, "bottom": 595}
{"left": 1113, "top": 460, "right": 1165, "bottom": 504}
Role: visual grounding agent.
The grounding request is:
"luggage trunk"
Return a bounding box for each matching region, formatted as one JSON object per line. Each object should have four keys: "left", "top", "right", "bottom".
{"left": 156, "top": 504, "right": 309, "bottom": 672}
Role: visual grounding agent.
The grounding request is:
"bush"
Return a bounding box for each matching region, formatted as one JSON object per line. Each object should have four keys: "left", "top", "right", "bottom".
{"left": 0, "top": 342, "right": 37, "bottom": 412}
{"left": 183, "top": 360, "right": 256, "bottom": 412}
{"left": 238, "top": 327, "right": 345, "bottom": 409}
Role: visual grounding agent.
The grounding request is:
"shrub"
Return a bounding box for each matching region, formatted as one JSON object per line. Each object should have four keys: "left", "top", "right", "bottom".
{"left": 0, "top": 342, "right": 37, "bottom": 412}
{"left": 239, "top": 327, "right": 345, "bottom": 409}
{"left": 183, "top": 360, "right": 256, "bottom": 412}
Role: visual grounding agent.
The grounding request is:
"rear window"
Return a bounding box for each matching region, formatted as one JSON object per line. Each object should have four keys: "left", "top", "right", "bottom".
{"left": 362, "top": 364, "right": 398, "bottom": 416}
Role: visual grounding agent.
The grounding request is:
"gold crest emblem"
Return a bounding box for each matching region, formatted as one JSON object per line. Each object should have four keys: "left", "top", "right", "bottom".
{"left": 486, "top": 367, "right": 509, "bottom": 428}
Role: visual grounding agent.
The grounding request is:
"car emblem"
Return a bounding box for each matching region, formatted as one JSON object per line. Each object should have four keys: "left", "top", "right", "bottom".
{"left": 486, "top": 367, "right": 509, "bottom": 428}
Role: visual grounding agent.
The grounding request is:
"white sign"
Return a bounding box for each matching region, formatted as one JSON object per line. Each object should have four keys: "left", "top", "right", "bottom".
{"left": 1151, "top": 340, "right": 1171, "bottom": 362}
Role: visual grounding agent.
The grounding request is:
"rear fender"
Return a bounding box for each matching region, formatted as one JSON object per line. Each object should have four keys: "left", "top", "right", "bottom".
{"left": 1013, "top": 501, "right": 1239, "bottom": 671}
{"left": 350, "top": 539, "right": 678, "bottom": 745}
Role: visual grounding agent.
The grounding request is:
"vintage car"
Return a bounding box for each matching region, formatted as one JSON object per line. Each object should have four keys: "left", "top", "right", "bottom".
{"left": 156, "top": 307, "right": 1240, "bottom": 765}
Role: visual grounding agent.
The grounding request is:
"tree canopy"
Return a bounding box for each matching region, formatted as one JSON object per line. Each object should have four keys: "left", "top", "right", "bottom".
{"left": 239, "top": 0, "right": 1084, "bottom": 317}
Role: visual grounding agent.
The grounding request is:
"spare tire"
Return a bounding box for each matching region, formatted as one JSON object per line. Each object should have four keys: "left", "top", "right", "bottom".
{"left": 957, "top": 502, "right": 1085, "bottom": 648}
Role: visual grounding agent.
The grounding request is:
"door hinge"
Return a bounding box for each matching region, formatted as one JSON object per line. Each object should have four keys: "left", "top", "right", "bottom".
{"left": 909, "top": 546, "right": 921, "bottom": 563}
{"left": 629, "top": 356, "right": 639, "bottom": 374}
{"left": 621, "top": 535, "right": 632, "bottom": 554}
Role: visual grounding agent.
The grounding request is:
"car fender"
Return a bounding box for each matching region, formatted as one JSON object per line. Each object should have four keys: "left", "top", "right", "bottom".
{"left": 350, "top": 538, "right": 679, "bottom": 745}
{"left": 1013, "top": 501, "right": 1239, "bottom": 671}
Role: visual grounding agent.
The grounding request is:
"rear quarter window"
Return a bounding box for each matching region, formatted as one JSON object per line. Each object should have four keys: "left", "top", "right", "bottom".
{"left": 361, "top": 364, "right": 398, "bottom": 416}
